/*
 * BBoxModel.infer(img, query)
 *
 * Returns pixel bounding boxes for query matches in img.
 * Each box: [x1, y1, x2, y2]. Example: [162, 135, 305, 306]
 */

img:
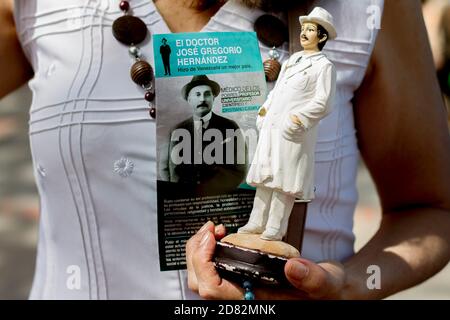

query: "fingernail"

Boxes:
[200, 231, 211, 247]
[290, 261, 309, 280]
[199, 221, 212, 233]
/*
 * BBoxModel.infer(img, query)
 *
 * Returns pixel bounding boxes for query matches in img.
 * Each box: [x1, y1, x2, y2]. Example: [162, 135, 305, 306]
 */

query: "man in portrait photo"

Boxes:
[164, 75, 248, 195]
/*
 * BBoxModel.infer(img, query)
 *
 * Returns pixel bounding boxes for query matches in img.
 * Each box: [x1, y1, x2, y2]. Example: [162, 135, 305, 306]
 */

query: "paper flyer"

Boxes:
[154, 32, 267, 271]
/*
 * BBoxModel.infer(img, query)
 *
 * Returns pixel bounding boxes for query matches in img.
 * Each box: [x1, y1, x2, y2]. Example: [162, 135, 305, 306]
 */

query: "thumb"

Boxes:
[192, 230, 219, 284]
[285, 258, 345, 299]
[191, 229, 243, 299]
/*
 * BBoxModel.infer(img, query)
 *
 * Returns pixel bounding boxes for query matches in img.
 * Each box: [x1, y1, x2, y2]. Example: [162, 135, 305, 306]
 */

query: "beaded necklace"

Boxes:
[254, 14, 287, 82]
[112, 1, 156, 119]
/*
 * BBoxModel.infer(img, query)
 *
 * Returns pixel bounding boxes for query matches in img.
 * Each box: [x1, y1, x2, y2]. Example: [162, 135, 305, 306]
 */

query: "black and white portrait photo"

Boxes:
[158, 75, 249, 195]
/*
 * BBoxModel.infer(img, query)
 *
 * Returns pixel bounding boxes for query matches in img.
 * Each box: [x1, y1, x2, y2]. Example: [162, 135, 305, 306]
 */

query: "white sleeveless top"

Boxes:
[14, 0, 383, 299]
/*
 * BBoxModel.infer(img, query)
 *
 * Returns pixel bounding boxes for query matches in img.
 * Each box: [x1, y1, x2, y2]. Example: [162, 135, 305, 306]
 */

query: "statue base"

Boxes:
[213, 234, 300, 287]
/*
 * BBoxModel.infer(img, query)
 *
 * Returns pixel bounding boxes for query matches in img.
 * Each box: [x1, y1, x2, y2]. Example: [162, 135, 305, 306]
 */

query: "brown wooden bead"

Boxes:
[149, 107, 156, 119]
[263, 58, 281, 82]
[130, 60, 153, 86]
[112, 15, 148, 45]
[254, 14, 288, 48]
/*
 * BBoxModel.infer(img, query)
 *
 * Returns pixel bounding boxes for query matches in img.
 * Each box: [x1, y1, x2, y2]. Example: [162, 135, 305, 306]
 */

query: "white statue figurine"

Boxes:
[239, 7, 337, 241]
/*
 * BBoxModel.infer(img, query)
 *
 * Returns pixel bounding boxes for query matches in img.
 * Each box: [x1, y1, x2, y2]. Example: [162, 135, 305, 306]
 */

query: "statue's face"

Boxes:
[187, 85, 214, 118]
[300, 22, 321, 51]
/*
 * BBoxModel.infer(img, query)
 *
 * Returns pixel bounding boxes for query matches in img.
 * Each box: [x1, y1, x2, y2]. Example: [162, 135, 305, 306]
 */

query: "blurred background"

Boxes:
[1, 0, 450, 299]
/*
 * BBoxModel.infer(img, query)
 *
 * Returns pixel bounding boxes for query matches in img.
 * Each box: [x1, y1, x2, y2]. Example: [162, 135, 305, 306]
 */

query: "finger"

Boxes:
[191, 230, 243, 300]
[186, 221, 215, 292]
[199, 220, 215, 234]
[284, 258, 345, 299]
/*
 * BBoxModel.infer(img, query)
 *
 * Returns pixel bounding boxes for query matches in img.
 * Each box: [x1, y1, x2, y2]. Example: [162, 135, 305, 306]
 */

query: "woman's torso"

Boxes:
[14, 0, 383, 299]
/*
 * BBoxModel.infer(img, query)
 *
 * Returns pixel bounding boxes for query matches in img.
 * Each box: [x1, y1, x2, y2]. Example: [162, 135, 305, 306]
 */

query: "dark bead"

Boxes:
[130, 60, 153, 86]
[112, 15, 148, 45]
[149, 107, 156, 119]
[119, 1, 129, 12]
[254, 14, 288, 48]
[244, 291, 255, 300]
[145, 91, 155, 102]
[243, 281, 252, 290]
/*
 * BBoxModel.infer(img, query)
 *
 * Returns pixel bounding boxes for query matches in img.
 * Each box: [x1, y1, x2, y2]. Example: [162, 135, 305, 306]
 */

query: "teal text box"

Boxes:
[153, 32, 263, 78]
